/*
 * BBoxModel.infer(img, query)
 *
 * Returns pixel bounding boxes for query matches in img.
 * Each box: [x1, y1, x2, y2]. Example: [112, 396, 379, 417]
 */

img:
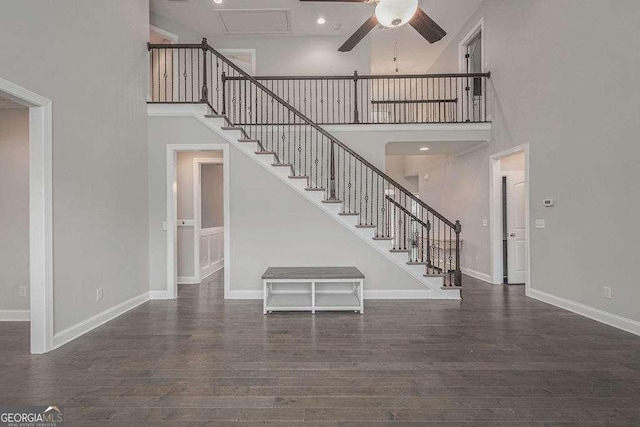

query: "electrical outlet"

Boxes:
[475, 256, 479, 265]
[535, 219, 546, 229]
[18, 286, 27, 298]
[162, 221, 168, 231]
[482, 219, 488, 227]
[96, 288, 104, 301]
[603, 286, 612, 300]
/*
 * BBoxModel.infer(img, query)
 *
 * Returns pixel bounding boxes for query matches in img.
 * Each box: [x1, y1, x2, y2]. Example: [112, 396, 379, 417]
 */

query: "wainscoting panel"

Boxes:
[200, 227, 224, 279]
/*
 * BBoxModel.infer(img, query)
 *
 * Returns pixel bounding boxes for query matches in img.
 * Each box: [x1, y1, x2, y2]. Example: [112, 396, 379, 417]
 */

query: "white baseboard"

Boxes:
[364, 289, 433, 299]
[527, 288, 640, 337]
[228, 290, 262, 299]
[0, 309, 30, 321]
[178, 276, 199, 285]
[149, 290, 172, 300]
[53, 292, 150, 349]
[461, 267, 492, 283]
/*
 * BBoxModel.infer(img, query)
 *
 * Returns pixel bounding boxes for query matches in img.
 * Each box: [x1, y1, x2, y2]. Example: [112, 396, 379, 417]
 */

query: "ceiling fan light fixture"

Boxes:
[375, 0, 419, 28]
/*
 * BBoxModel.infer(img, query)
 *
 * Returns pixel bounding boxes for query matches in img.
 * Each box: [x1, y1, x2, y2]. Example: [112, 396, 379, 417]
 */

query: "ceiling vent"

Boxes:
[216, 9, 291, 35]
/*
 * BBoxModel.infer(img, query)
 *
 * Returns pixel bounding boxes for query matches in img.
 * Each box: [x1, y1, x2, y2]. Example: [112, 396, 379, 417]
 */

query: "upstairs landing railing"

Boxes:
[148, 39, 463, 287]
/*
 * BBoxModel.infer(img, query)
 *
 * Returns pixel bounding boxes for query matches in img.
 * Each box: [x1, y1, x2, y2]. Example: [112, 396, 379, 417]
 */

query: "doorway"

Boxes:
[0, 77, 53, 354]
[167, 145, 230, 300]
[490, 145, 530, 288]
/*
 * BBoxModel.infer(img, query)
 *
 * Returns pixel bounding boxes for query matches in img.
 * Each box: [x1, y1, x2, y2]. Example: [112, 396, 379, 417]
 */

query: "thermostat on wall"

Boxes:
[543, 198, 554, 207]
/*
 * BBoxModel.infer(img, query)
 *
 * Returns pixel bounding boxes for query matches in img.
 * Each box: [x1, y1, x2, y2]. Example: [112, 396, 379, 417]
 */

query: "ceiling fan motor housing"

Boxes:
[375, 0, 419, 28]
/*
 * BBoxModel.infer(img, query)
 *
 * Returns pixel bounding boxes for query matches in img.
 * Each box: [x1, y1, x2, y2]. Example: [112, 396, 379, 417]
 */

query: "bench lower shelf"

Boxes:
[263, 276, 364, 315]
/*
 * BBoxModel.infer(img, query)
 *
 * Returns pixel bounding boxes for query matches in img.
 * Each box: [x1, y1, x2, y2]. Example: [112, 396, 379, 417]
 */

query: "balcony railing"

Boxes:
[224, 72, 491, 125]
[147, 43, 489, 125]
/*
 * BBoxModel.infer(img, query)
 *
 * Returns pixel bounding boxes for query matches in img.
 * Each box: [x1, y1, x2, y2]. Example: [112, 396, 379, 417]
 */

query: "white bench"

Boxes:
[262, 267, 364, 314]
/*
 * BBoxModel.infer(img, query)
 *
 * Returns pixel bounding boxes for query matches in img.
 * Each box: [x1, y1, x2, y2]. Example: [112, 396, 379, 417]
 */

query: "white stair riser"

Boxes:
[238, 142, 260, 153]
[220, 130, 243, 140]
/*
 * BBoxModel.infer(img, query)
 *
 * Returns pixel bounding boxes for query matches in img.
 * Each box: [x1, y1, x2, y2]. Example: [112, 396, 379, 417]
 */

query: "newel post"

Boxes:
[200, 38, 209, 103]
[454, 220, 462, 288]
[353, 70, 360, 124]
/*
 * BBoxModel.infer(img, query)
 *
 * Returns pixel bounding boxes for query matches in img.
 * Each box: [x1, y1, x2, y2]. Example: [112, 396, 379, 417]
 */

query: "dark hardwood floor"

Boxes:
[1, 272, 640, 425]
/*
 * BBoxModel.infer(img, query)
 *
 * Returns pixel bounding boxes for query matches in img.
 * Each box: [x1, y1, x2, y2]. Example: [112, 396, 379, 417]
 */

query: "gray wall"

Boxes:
[426, 0, 640, 322]
[201, 163, 224, 229]
[0, 1, 150, 332]
[149, 116, 427, 293]
[0, 108, 29, 311]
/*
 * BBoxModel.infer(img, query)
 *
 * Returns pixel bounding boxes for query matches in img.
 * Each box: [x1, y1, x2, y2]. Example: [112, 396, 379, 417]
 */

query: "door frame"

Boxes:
[0, 76, 54, 354]
[193, 157, 224, 284]
[458, 18, 485, 73]
[167, 144, 230, 299]
[489, 144, 530, 291]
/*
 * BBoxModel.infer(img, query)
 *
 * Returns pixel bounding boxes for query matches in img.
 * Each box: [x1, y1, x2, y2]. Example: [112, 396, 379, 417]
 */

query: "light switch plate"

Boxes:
[162, 221, 168, 231]
[18, 286, 27, 298]
[482, 219, 488, 227]
[535, 219, 546, 229]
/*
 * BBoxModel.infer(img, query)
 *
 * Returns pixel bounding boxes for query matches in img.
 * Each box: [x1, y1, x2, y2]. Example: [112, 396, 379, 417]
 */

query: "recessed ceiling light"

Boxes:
[317, 17, 326, 25]
[420, 147, 429, 151]
[213, 0, 223, 4]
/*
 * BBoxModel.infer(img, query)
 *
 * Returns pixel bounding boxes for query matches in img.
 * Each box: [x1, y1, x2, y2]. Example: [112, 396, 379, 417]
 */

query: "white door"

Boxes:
[505, 171, 526, 284]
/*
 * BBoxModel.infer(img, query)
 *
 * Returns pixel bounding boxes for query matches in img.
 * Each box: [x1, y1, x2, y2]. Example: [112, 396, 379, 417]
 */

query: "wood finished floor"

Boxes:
[1, 272, 640, 426]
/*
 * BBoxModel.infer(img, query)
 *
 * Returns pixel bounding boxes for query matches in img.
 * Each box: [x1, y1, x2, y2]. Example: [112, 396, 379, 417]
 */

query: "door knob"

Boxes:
[509, 233, 516, 237]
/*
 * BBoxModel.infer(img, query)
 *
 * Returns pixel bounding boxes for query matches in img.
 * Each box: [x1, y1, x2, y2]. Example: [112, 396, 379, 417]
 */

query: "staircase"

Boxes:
[148, 38, 463, 299]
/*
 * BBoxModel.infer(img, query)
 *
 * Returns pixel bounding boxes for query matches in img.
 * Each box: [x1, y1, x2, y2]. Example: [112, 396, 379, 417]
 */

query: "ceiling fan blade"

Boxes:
[409, 8, 446, 43]
[339, 15, 378, 52]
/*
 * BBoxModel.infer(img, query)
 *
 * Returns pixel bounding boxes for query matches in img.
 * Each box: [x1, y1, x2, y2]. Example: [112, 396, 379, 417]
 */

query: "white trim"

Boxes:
[149, 290, 171, 300]
[193, 157, 224, 285]
[0, 310, 30, 322]
[217, 49, 257, 75]
[489, 144, 531, 289]
[458, 17, 485, 73]
[461, 267, 492, 283]
[178, 276, 200, 285]
[527, 289, 640, 337]
[149, 25, 179, 43]
[0, 76, 54, 354]
[52, 292, 150, 349]
[167, 144, 230, 300]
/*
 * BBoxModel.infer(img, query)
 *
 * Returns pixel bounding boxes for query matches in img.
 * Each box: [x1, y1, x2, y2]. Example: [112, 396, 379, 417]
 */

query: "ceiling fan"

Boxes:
[300, 0, 446, 52]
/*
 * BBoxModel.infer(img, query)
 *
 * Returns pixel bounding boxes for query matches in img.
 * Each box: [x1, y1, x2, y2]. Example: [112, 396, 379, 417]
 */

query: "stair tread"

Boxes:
[255, 151, 277, 155]
[288, 176, 309, 180]
[390, 249, 409, 253]
[322, 199, 343, 204]
[239, 139, 260, 142]
[372, 237, 393, 240]
[205, 114, 226, 119]
[222, 126, 243, 130]
[272, 163, 292, 167]
[338, 212, 360, 216]
[356, 224, 376, 229]
[407, 261, 428, 265]
[305, 188, 326, 192]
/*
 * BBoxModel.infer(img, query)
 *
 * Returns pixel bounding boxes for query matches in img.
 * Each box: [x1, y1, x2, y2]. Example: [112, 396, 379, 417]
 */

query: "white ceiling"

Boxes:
[150, 0, 482, 73]
[386, 140, 485, 156]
